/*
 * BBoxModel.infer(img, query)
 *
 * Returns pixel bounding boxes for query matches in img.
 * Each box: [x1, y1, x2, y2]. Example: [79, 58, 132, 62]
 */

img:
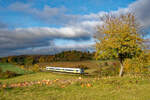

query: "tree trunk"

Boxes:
[119, 60, 124, 77]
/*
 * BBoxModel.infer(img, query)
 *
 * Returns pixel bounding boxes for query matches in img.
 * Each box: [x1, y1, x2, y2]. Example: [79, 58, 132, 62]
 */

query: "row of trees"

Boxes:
[0, 50, 94, 65]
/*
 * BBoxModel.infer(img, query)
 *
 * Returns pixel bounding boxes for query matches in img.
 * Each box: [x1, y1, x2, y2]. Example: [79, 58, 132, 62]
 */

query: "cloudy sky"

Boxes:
[0, 0, 150, 57]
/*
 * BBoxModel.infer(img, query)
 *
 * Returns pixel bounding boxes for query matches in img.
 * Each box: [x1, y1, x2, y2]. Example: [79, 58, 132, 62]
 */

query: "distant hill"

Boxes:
[0, 50, 95, 65]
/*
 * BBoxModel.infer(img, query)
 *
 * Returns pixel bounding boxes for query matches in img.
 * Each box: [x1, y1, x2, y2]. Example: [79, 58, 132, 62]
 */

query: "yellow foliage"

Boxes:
[8, 57, 13, 63]
[20, 65, 25, 69]
[124, 59, 130, 71]
[25, 56, 33, 65]
[95, 13, 146, 76]
[39, 57, 45, 63]
[124, 52, 149, 74]
[32, 64, 41, 72]
[95, 13, 144, 60]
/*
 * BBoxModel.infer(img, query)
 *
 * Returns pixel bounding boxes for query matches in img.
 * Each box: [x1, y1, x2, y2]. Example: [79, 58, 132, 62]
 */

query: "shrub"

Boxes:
[122, 51, 150, 74]
[20, 65, 25, 69]
[31, 64, 41, 72]
[96, 61, 120, 76]
[4, 70, 18, 78]
[124, 58, 148, 74]
[0, 70, 18, 78]
[98, 65, 119, 76]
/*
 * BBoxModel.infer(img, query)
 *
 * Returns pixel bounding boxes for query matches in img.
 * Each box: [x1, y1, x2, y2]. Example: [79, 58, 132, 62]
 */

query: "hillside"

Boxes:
[0, 50, 94, 65]
[1, 72, 150, 100]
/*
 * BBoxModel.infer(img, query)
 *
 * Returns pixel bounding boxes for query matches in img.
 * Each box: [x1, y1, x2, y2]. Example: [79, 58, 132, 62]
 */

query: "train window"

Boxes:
[65, 69, 74, 71]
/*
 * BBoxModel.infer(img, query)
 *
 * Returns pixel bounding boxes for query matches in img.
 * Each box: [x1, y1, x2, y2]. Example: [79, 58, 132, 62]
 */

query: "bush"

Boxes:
[122, 51, 150, 74]
[98, 65, 119, 76]
[0, 70, 18, 78]
[31, 64, 41, 72]
[20, 65, 25, 69]
[124, 58, 149, 74]
[4, 70, 18, 78]
[96, 61, 120, 76]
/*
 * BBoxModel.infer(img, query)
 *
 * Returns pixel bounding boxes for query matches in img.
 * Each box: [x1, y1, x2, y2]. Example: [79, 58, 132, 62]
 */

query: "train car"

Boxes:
[46, 66, 84, 74]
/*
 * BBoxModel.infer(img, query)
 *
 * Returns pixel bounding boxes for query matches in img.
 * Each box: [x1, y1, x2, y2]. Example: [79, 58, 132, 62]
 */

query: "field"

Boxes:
[38, 60, 102, 75]
[0, 61, 150, 100]
[38, 60, 99, 68]
[0, 63, 30, 74]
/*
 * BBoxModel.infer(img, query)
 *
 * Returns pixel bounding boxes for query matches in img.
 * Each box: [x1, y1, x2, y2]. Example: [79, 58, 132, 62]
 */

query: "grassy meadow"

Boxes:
[0, 61, 150, 100]
[0, 63, 30, 75]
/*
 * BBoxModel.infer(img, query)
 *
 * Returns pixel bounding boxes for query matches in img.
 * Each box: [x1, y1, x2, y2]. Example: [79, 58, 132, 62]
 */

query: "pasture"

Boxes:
[0, 63, 30, 74]
[0, 61, 150, 100]
[38, 60, 99, 70]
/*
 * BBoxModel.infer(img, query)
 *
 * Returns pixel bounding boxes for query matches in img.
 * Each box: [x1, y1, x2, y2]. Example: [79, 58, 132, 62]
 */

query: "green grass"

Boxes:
[1, 72, 150, 100]
[0, 63, 30, 74]
[0, 62, 150, 100]
[0, 72, 78, 84]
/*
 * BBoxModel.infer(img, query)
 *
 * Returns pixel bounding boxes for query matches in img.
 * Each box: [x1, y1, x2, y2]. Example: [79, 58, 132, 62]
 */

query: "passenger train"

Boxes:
[46, 66, 84, 74]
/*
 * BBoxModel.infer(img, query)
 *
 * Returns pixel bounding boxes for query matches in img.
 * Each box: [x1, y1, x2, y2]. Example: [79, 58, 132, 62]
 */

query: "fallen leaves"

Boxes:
[81, 83, 92, 88]
[0, 79, 52, 89]
[0, 77, 95, 89]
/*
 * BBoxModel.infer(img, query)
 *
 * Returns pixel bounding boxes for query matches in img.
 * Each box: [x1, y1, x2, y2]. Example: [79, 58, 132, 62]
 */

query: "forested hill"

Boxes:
[0, 50, 95, 65]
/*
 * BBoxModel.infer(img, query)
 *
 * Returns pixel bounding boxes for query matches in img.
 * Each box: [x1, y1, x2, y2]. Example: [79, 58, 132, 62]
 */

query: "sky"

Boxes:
[0, 0, 150, 57]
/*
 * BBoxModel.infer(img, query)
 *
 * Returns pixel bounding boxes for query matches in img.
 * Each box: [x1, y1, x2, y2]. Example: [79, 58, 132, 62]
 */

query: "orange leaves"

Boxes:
[2, 84, 7, 88]
[86, 83, 92, 87]
[81, 83, 92, 88]
[53, 79, 59, 82]
[0, 79, 53, 89]
[0, 77, 96, 90]
[60, 85, 66, 88]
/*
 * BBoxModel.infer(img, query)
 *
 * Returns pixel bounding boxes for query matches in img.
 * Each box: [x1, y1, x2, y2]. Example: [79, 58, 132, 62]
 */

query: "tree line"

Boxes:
[0, 50, 94, 65]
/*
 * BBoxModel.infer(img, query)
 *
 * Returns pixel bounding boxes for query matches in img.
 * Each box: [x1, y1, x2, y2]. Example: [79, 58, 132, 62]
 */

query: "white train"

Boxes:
[46, 66, 84, 74]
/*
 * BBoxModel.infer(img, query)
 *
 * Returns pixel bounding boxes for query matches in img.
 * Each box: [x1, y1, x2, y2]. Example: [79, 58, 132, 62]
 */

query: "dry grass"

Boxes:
[38, 60, 99, 69]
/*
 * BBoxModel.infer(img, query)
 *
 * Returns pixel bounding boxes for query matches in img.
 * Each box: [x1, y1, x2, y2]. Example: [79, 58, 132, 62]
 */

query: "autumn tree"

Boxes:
[7, 56, 16, 64]
[24, 56, 33, 65]
[39, 56, 45, 63]
[8, 56, 13, 63]
[95, 13, 144, 77]
[0, 57, 8, 63]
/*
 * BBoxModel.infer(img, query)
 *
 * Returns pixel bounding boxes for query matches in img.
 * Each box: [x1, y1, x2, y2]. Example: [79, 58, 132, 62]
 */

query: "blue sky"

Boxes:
[0, 0, 135, 28]
[0, 0, 149, 57]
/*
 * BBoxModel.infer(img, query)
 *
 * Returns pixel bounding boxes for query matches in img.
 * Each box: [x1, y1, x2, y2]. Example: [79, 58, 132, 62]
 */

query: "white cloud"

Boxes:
[6, 0, 150, 29]
[0, 40, 94, 57]
[1, 0, 150, 57]
[7, 2, 77, 25]
[128, 0, 150, 29]
[14, 26, 91, 38]
[0, 25, 94, 57]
